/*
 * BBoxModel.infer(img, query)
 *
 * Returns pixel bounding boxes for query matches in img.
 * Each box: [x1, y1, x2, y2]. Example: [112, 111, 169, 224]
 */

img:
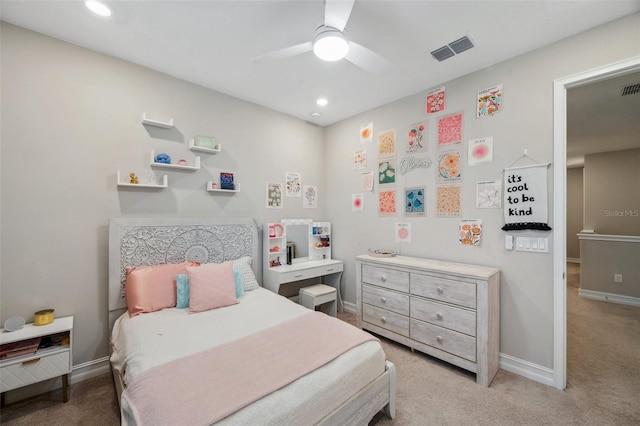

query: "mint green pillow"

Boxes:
[234, 268, 245, 298]
[176, 274, 190, 309]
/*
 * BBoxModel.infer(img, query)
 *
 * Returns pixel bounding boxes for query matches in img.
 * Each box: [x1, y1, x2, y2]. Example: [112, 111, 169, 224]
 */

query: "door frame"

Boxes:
[552, 55, 640, 390]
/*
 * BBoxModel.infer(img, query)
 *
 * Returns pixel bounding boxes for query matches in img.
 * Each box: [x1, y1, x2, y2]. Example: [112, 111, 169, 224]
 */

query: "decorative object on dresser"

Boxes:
[0, 316, 74, 404]
[356, 254, 500, 387]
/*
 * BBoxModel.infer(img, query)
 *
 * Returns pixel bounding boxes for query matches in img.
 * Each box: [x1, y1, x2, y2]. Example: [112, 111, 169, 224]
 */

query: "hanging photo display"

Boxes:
[360, 122, 373, 143]
[354, 149, 367, 170]
[396, 222, 412, 243]
[266, 182, 283, 208]
[285, 171, 301, 197]
[477, 84, 503, 118]
[476, 180, 502, 208]
[352, 193, 364, 212]
[361, 171, 375, 191]
[437, 149, 463, 182]
[502, 164, 552, 230]
[378, 158, 397, 187]
[437, 111, 463, 148]
[378, 189, 397, 216]
[425, 86, 446, 114]
[378, 129, 397, 157]
[303, 185, 317, 209]
[405, 121, 427, 153]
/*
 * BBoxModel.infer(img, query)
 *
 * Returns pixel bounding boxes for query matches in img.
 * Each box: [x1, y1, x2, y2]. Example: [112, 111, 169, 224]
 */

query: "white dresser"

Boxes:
[356, 255, 500, 387]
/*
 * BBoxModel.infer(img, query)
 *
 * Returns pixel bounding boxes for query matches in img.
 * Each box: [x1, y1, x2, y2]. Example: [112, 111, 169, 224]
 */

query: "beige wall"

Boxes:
[0, 23, 325, 365]
[580, 237, 640, 298]
[583, 148, 640, 236]
[566, 167, 584, 260]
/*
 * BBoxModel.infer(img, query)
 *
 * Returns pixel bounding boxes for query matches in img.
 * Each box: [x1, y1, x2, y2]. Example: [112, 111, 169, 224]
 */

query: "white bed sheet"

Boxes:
[111, 288, 386, 425]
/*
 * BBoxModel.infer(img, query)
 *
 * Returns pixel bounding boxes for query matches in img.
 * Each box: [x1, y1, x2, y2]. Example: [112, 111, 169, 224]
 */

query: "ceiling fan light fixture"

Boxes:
[313, 29, 349, 62]
[85, 0, 112, 17]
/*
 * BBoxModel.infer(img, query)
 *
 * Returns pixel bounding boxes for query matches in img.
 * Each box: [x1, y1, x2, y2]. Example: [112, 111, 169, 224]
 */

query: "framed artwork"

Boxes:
[437, 111, 463, 148]
[437, 149, 462, 182]
[404, 186, 426, 216]
[266, 182, 283, 208]
[361, 171, 375, 191]
[476, 180, 502, 208]
[477, 84, 503, 117]
[303, 185, 317, 209]
[378, 158, 397, 186]
[406, 122, 427, 153]
[354, 149, 367, 170]
[426, 86, 446, 114]
[468, 137, 493, 165]
[285, 171, 301, 197]
[360, 122, 373, 143]
[459, 220, 483, 246]
[352, 193, 364, 212]
[436, 185, 461, 217]
[378, 190, 396, 216]
[396, 222, 412, 243]
[378, 129, 397, 157]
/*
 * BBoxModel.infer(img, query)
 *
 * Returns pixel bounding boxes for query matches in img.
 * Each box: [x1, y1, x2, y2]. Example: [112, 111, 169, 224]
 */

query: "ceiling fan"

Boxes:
[251, 0, 390, 73]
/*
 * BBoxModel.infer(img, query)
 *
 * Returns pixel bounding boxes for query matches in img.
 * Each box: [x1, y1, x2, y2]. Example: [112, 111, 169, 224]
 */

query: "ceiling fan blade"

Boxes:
[345, 41, 391, 73]
[251, 41, 313, 63]
[324, 0, 355, 32]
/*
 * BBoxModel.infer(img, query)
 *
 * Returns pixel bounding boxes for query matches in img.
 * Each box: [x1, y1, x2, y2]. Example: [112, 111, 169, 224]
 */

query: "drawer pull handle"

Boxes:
[381, 297, 387, 304]
[326, 268, 334, 272]
[381, 316, 387, 323]
[436, 287, 444, 294]
[294, 274, 304, 278]
[436, 336, 443, 344]
[22, 358, 41, 365]
[380, 275, 387, 282]
[436, 313, 443, 320]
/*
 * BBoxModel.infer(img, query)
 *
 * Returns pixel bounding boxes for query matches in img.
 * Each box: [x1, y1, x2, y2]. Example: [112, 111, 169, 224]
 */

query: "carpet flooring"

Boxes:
[2, 263, 638, 425]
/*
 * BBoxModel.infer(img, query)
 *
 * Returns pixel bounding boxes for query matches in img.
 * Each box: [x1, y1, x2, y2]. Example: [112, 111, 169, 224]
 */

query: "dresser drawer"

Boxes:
[410, 297, 476, 336]
[411, 274, 476, 309]
[362, 265, 409, 292]
[363, 304, 409, 337]
[278, 262, 344, 284]
[0, 350, 71, 392]
[363, 285, 409, 316]
[410, 319, 476, 362]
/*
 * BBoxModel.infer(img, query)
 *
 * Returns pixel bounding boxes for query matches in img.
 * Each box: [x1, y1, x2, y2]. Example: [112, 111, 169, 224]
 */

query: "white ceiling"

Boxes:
[2, 0, 639, 164]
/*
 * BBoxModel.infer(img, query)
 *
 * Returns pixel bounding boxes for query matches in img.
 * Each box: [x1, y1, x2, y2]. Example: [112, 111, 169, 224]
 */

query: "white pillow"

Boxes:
[233, 256, 260, 291]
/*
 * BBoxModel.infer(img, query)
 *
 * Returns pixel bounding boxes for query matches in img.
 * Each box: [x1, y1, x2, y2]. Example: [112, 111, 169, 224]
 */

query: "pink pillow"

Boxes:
[126, 262, 197, 317]
[187, 262, 237, 313]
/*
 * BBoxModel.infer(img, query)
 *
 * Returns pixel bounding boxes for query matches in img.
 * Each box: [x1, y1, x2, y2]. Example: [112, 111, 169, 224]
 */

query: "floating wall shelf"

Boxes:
[150, 150, 200, 170]
[142, 113, 174, 128]
[207, 181, 240, 193]
[189, 138, 222, 154]
[117, 171, 168, 188]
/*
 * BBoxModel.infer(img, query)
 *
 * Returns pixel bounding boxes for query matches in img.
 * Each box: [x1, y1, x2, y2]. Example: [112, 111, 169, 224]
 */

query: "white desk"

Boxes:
[263, 259, 344, 309]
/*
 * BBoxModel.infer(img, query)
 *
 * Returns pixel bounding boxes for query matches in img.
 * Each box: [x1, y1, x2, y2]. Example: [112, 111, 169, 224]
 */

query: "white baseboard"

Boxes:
[499, 353, 555, 387]
[2, 356, 111, 405]
[578, 289, 640, 307]
[342, 300, 356, 314]
[566, 257, 581, 264]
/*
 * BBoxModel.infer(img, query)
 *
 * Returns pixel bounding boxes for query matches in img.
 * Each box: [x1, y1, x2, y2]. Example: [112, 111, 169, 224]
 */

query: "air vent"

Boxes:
[620, 83, 640, 96]
[430, 34, 475, 62]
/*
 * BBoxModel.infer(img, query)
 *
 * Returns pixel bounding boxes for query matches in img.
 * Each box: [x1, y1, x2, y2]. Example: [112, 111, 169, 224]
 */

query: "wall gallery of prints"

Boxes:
[353, 84, 505, 247]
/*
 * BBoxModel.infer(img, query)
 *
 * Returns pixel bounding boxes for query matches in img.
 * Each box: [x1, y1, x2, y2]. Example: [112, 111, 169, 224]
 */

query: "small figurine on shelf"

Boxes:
[129, 173, 139, 184]
[155, 153, 171, 164]
[211, 182, 218, 189]
[178, 159, 187, 165]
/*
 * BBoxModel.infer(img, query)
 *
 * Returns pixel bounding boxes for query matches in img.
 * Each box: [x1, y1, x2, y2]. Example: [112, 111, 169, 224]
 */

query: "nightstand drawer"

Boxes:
[410, 297, 476, 336]
[0, 349, 71, 392]
[363, 304, 409, 337]
[411, 274, 476, 309]
[362, 265, 409, 292]
[410, 319, 476, 362]
[363, 285, 409, 316]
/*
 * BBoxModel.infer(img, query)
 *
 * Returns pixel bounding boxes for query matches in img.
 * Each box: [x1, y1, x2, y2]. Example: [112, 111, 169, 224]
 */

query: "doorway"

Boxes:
[552, 56, 640, 390]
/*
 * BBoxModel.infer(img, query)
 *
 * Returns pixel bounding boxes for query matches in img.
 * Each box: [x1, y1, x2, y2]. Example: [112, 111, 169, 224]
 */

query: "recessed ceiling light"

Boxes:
[85, 0, 112, 17]
[316, 98, 328, 106]
[310, 112, 321, 117]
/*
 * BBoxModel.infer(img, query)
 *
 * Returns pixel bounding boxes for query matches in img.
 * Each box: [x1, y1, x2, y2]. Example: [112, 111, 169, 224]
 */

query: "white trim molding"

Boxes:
[499, 353, 554, 387]
[579, 289, 640, 307]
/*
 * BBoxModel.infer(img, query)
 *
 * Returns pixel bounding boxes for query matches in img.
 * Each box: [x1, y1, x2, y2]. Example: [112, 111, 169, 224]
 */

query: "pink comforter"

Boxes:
[122, 311, 378, 425]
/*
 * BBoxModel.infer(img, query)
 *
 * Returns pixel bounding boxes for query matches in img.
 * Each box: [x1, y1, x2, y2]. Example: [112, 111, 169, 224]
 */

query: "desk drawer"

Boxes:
[363, 285, 409, 316]
[411, 297, 476, 336]
[0, 350, 70, 392]
[363, 304, 409, 337]
[279, 263, 343, 284]
[411, 274, 476, 309]
[362, 265, 409, 292]
[410, 319, 476, 362]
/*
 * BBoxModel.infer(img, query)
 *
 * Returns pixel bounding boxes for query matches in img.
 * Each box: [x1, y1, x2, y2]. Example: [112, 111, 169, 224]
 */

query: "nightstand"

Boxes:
[1, 316, 73, 404]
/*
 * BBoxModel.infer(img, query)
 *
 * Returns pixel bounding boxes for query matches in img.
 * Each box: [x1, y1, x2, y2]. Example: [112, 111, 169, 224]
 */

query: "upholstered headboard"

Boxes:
[108, 217, 260, 312]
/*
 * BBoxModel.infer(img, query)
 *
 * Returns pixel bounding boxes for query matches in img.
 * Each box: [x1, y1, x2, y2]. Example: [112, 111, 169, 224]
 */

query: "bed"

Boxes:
[108, 217, 396, 425]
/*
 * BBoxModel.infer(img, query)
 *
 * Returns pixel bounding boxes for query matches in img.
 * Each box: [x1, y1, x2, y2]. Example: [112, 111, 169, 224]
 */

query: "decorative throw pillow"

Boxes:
[234, 269, 245, 298]
[176, 274, 190, 309]
[232, 256, 260, 291]
[187, 262, 237, 313]
[125, 262, 197, 317]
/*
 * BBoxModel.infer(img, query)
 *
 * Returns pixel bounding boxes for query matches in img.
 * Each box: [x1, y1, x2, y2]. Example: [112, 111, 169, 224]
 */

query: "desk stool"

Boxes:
[299, 284, 337, 317]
